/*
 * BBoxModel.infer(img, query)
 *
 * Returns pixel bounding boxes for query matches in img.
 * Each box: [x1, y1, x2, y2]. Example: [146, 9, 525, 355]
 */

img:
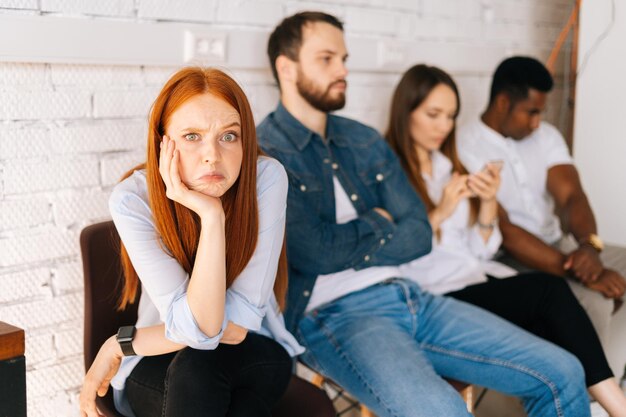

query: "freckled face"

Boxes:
[165, 93, 243, 198]
[409, 83, 458, 153]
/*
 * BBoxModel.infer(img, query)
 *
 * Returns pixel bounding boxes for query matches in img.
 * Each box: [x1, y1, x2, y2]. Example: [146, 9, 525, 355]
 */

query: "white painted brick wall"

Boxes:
[100, 150, 146, 186]
[51, 261, 83, 294]
[0, 0, 37, 10]
[50, 65, 143, 87]
[0, 1, 572, 416]
[422, 0, 481, 20]
[0, 228, 77, 267]
[41, 0, 135, 17]
[216, 0, 283, 26]
[25, 332, 56, 365]
[0, 124, 51, 159]
[54, 326, 83, 359]
[138, 0, 217, 22]
[0, 197, 51, 231]
[3, 157, 100, 194]
[52, 189, 112, 228]
[0, 62, 47, 86]
[0, 91, 92, 120]
[143, 66, 178, 86]
[93, 89, 158, 118]
[49, 121, 146, 154]
[26, 358, 83, 400]
[0, 267, 51, 303]
[1, 292, 82, 330]
[285, 1, 345, 20]
[345, 7, 413, 38]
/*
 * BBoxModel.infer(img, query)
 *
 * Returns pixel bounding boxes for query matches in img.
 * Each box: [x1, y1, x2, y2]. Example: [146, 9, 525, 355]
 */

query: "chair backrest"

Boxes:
[81, 220, 140, 417]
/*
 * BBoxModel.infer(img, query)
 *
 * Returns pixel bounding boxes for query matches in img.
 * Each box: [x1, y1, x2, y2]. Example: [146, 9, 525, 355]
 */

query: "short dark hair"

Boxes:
[267, 11, 344, 86]
[489, 56, 553, 105]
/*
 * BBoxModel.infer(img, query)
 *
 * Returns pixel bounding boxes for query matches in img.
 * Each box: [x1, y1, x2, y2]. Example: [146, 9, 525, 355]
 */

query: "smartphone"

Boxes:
[483, 159, 504, 173]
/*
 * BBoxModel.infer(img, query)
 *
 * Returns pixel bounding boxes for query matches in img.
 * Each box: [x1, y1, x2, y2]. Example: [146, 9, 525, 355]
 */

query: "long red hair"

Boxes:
[118, 67, 288, 311]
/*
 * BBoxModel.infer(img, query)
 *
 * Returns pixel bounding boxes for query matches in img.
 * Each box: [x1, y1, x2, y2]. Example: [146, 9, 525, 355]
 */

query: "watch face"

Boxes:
[117, 326, 135, 341]
[589, 234, 604, 251]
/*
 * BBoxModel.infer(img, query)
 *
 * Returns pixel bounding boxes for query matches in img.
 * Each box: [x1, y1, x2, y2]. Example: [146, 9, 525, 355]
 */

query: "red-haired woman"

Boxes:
[79, 67, 303, 417]
[385, 64, 626, 417]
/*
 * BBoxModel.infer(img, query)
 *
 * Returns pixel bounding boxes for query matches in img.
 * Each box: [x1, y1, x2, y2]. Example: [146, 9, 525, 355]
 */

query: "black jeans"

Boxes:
[447, 272, 613, 386]
[125, 333, 292, 417]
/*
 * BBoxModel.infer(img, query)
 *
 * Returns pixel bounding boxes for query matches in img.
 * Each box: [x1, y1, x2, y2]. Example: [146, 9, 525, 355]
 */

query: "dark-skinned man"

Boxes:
[457, 56, 626, 346]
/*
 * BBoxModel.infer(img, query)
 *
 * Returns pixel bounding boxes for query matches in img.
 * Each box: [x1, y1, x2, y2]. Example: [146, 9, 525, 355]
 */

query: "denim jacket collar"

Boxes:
[273, 102, 351, 151]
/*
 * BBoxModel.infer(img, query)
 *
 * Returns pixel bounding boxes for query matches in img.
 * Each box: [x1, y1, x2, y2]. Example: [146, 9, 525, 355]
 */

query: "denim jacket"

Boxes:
[257, 103, 432, 333]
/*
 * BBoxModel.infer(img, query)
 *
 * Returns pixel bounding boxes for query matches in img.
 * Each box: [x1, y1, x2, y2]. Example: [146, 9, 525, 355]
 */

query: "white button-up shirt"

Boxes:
[399, 151, 515, 295]
[109, 157, 303, 416]
[456, 120, 573, 244]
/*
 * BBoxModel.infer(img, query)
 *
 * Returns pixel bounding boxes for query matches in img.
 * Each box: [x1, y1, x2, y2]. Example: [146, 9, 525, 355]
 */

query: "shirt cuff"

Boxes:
[164, 293, 226, 350]
[225, 290, 265, 331]
[360, 208, 396, 240]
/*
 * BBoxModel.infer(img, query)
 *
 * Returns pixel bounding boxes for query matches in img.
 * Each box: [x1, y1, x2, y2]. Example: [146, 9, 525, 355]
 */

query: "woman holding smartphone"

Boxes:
[385, 64, 626, 416]
[79, 67, 305, 417]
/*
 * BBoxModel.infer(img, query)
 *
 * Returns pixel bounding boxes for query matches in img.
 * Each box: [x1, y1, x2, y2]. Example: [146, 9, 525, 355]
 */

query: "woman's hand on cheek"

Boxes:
[159, 135, 224, 220]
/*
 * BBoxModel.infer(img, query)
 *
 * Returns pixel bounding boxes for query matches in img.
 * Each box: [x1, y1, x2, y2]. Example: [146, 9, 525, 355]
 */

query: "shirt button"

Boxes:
[300, 184, 307, 192]
[350, 194, 358, 201]
[323, 158, 330, 164]
[387, 233, 393, 239]
[364, 255, 370, 262]
[303, 290, 310, 297]
[376, 173, 384, 181]
[331, 163, 339, 170]
[380, 239, 386, 245]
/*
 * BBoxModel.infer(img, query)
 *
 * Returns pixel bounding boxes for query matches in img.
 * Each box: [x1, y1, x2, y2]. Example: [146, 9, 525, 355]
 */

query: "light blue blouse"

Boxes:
[109, 156, 303, 416]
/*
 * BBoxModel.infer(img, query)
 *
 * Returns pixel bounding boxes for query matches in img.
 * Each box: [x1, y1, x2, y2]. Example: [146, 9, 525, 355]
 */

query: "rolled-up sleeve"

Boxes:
[225, 158, 288, 331]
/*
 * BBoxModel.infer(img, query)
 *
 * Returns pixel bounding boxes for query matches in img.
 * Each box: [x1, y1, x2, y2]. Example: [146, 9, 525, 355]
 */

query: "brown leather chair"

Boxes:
[81, 220, 334, 417]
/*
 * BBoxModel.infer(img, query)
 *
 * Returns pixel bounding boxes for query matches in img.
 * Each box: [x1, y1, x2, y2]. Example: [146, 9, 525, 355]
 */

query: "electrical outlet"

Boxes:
[184, 30, 227, 63]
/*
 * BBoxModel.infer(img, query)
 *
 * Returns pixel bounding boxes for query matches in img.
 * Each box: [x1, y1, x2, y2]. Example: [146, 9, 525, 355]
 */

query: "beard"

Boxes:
[296, 69, 346, 112]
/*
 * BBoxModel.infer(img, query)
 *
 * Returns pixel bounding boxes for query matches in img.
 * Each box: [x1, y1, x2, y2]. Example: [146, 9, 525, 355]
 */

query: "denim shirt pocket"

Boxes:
[357, 160, 393, 202]
[287, 170, 325, 214]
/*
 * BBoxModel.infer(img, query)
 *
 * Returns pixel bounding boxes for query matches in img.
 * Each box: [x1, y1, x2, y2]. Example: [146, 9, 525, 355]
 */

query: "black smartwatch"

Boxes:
[116, 326, 137, 356]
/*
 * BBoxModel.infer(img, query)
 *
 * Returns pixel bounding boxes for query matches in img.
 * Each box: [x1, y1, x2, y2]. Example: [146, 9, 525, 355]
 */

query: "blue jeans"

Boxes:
[297, 279, 589, 417]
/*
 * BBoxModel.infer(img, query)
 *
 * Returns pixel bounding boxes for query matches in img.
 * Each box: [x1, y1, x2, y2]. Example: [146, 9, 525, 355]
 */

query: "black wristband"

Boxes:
[116, 326, 137, 356]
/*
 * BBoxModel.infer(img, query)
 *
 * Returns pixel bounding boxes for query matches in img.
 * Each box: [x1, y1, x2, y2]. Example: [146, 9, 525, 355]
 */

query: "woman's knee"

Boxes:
[165, 347, 226, 391]
[545, 349, 587, 394]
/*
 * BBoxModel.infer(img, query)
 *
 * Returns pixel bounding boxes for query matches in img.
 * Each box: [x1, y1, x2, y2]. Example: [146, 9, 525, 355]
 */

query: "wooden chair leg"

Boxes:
[360, 404, 374, 417]
[461, 385, 473, 412]
[310, 368, 473, 416]
[309, 370, 374, 417]
[310, 373, 324, 389]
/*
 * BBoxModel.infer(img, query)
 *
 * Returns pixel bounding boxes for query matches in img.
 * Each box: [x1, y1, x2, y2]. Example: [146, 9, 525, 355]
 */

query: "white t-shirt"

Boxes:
[398, 151, 516, 295]
[306, 176, 400, 312]
[457, 119, 573, 244]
